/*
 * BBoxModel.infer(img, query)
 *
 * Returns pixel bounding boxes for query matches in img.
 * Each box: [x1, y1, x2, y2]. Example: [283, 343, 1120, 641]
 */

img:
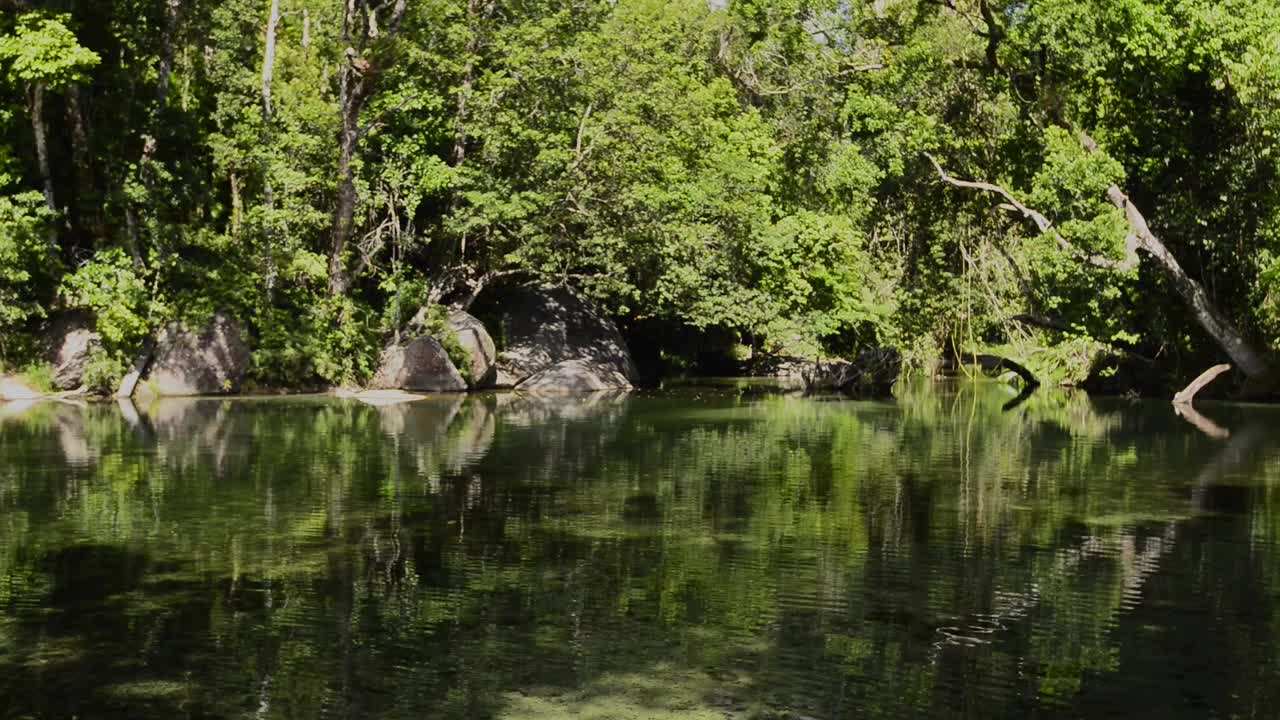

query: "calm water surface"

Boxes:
[2, 382, 1280, 719]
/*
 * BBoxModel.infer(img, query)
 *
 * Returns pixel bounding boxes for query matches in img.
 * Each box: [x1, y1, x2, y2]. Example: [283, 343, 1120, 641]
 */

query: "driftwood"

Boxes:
[1172, 364, 1231, 406]
[1172, 364, 1232, 439]
[958, 353, 1040, 388]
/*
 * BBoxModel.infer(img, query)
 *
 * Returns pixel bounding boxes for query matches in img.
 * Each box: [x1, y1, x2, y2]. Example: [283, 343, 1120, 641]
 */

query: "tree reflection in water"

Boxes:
[2, 383, 1280, 719]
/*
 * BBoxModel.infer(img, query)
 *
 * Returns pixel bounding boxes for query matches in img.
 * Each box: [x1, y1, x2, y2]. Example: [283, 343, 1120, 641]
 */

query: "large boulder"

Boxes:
[838, 348, 902, 398]
[798, 360, 853, 391]
[472, 285, 638, 390]
[448, 310, 497, 388]
[40, 311, 101, 390]
[371, 336, 467, 393]
[145, 312, 250, 396]
[519, 358, 635, 394]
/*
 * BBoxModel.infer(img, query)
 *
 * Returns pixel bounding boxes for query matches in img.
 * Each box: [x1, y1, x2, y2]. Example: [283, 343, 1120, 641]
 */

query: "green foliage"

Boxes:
[14, 361, 54, 393]
[80, 348, 126, 395]
[416, 304, 473, 385]
[0, 13, 100, 88]
[60, 248, 152, 351]
[0, 191, 56, 360]
[0, 0, 1277, 390]
[251, 296, 380, 388]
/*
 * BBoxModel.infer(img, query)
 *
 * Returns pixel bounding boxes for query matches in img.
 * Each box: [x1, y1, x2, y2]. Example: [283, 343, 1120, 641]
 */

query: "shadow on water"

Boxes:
[2, 384, 1280, 718]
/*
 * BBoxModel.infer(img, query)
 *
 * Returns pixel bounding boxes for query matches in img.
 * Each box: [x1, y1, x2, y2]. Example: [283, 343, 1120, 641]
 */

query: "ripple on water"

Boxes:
[2, 389, 1280, 719]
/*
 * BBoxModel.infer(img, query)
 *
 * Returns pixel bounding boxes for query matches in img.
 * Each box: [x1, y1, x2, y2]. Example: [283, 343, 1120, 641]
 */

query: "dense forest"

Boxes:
[2, 0, 1280, 394]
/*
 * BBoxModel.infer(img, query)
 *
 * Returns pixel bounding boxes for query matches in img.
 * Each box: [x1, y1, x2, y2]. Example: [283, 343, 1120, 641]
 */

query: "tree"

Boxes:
[0, 12, 100, 213]
[328, 0, 411, 297]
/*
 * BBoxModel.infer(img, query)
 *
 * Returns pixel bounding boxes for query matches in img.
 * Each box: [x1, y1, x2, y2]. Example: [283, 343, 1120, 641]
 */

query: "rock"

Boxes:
[40, 311, 101, 390]
[448, 310, 497, 388]
[351, 389, 427, 407]
[370, 336, 467, 393]
[801, 360, 854, 391]
[472, 285, 638, 389]
[519, 358, 634, 394]
[0, 376, 42, 401]
[838, 348, 902, 398]
[146, 312, 250, 396]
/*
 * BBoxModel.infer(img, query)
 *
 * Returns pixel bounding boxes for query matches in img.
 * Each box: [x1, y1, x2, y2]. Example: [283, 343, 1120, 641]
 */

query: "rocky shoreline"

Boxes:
[1, 285, 643, 403]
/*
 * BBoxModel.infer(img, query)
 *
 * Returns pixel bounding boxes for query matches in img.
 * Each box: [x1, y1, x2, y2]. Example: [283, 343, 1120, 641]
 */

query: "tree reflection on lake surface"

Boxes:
[2, 383, 1280, 719]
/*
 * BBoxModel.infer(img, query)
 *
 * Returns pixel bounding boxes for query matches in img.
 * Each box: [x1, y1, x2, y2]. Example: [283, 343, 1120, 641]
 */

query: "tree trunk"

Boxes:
[327, 0, 409, 297]
[156, 0, 183, 104]
[1079, 133, 1272, 380]
[30, 84, 55, 212]
[262, 0, 280, 124]
[452, 0, 486, 167]
[65, 84, 103, 242]
[328, 61, 370, 297]
[262, 0, 281, 210]
[230, 171, 243, 237]
[329, 129, 357, 296]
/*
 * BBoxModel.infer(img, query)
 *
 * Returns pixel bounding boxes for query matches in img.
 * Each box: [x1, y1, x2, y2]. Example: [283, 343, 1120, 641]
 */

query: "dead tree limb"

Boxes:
[970, 353, 1039, 387]
[116, 338, 155, 399]
[1172, 364, 1231, 406]
[1010, 313, 1071, 333]
[1077, 133, 1271, 380]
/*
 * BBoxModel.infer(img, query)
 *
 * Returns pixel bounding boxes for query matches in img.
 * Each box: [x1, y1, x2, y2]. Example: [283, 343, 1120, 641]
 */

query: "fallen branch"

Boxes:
[1172, 364, 1231, 406]
[1078, 132, 1271, 381]
[1010, 313, 1071, 333]
[962, 352, 1041, 388]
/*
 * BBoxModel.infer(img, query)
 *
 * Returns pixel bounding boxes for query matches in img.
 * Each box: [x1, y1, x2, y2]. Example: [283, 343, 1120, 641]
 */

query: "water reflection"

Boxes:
[2, 384, 1280, 718]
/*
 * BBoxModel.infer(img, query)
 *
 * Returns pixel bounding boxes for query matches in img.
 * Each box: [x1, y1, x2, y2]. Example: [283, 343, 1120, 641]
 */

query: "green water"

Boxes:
[2, 383, 1280, 719]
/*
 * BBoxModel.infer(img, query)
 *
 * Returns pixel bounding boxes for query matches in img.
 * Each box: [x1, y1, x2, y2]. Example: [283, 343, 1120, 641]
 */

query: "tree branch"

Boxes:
[925, 153, 1138, 272]
[1077, 131, 1271, 380]
[357, 92, 422, 140]
[1173, 364, 1231, 406]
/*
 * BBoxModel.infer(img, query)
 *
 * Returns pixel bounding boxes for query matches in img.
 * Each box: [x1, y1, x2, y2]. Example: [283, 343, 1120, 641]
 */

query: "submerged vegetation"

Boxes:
[2, 0, 1280, 392]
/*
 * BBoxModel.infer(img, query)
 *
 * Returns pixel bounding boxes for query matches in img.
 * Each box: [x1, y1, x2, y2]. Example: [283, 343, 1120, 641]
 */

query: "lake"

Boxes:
[2, 382, 1279, 719]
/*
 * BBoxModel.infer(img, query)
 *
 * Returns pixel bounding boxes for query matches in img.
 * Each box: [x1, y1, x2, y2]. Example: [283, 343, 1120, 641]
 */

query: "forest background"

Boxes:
[3, 0, 1280, 394]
